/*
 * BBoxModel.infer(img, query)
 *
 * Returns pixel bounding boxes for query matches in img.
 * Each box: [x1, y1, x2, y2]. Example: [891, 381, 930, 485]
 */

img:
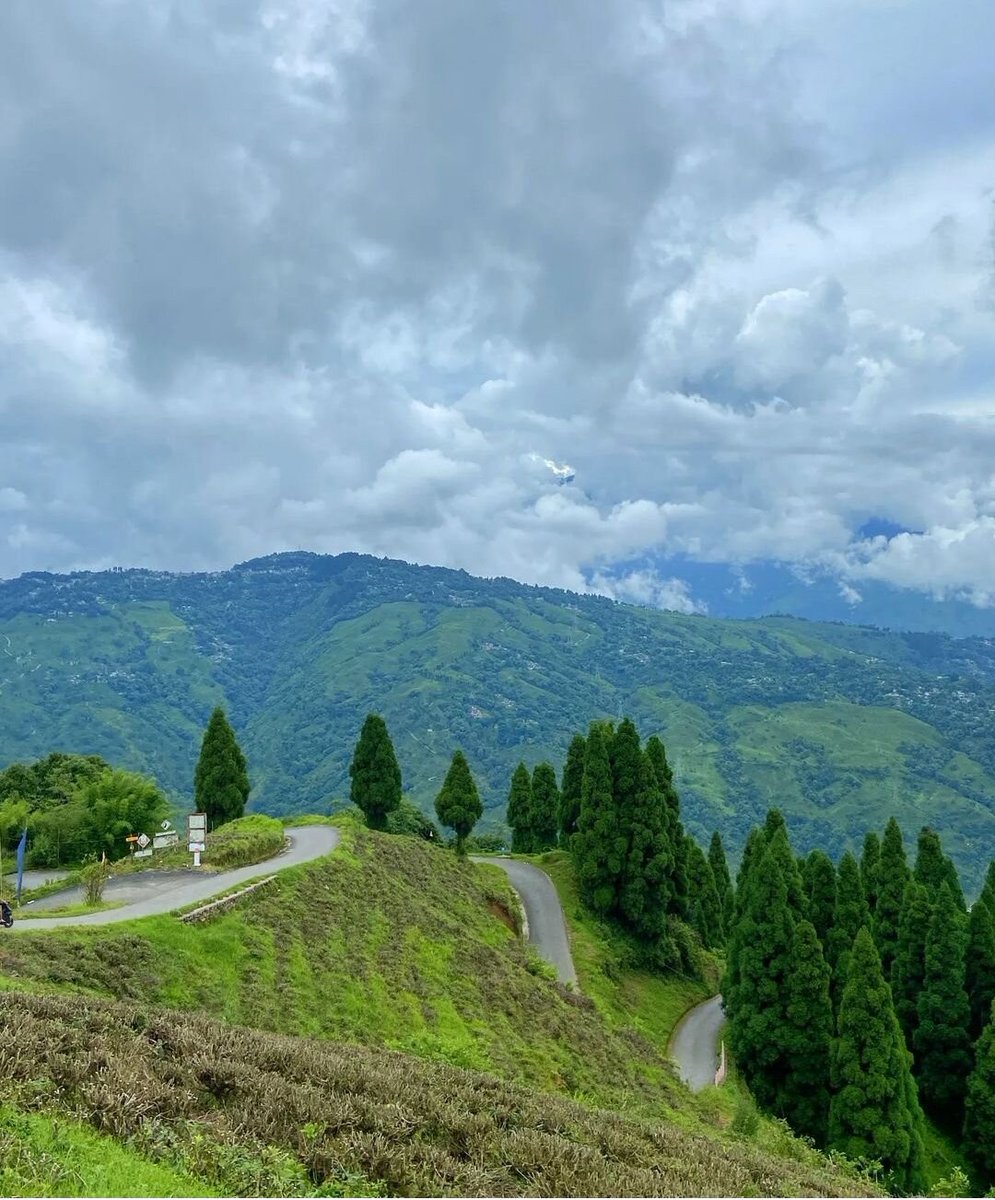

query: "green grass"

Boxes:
[111, 813, 286, 875]
[19, 900, 125, 919]
[0, 1102, 217, 1197]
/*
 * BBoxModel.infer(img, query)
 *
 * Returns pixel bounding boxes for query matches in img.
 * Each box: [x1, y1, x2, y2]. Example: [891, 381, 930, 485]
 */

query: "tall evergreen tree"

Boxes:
[781, 918, 833, 1146]
[760, 810, 807, 919]
[613, 721, 673, 942]
[827, 851, 870, 1009]
[506, 762, 533, 853]
[434, 750, 482, 856]
[915, 882, 972, 1127]
[966, 901, 995, 1043]
[708, 830, 732, 912]
[860, 830, 881, 916]
[912, 824, 964, 909]
[724, 826, 765, 1006]
[686, 837, 723, 949]
[963, 1001, 995, 1188]
[873, 816, 909, 979]
[892, 879, 932, 1051]
[194, 706, 250, 830]
[804, 849, 837, 951]
[530, 762, 560, 852]
[645, 735, 687, 918]
[572, 722, 623, 917]
[979, 860, 995, 918]
[348, 713, 402, 832]
[558, 734, 586, 844]
[829, 928, 926, 1196]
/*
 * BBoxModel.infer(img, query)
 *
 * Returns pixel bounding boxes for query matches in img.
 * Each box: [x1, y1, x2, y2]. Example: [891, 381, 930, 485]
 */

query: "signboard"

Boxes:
[187, 813, 208, 865]
[134, 848, 153, 859]
[136, 833, 151, 849]
[153, 830, 179, 850]
[188, 841, 206, 852]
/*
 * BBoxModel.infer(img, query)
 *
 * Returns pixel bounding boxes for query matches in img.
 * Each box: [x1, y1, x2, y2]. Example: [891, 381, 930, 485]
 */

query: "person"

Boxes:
[0, 897, 13, 927]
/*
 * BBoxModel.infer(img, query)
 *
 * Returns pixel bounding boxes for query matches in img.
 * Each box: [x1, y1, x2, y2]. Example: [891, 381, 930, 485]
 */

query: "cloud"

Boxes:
[0, 0, 994, 612]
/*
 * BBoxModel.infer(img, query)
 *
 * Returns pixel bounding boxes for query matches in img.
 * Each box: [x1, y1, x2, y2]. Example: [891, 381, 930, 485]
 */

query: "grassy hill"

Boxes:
[2, 551, 995, 888]
[0, 821, 875, 1197]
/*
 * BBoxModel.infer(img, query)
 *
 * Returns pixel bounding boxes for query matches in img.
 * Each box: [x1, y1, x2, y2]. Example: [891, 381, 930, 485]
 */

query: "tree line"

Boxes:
[724, 812, 995, 1194]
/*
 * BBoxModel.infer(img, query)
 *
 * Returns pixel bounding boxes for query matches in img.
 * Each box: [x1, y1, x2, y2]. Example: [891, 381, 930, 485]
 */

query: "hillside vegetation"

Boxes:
[2, 552, 995, 886]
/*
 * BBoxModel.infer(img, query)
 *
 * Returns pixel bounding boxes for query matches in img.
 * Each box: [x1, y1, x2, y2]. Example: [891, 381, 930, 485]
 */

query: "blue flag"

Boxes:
[15, 827, 27, 903]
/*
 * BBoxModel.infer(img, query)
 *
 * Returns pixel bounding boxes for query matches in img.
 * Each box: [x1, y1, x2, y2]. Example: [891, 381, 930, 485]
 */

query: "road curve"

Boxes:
[9, 825, 341, 932]
[670, 994, 725, 1091]
[474, 857, 578, 986]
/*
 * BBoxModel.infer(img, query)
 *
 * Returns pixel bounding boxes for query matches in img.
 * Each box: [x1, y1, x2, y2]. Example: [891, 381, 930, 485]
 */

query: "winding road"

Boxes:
[9, 825, 340, 931]
[669, 994, 726, 1091]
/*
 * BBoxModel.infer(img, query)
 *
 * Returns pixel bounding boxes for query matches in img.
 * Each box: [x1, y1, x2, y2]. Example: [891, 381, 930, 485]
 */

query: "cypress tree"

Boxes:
[804, 849, 837, 951]
[963, 1001, 995, 1188]
[860, 830, 881, 916]
[572, 723, 623, 917]
[873, 816, 909, 979]
[724, 825, 765, 1007]
[194, 706, 250, 830]
[734, 826, 765, 917]
[892, 879, 932, 1051]
[614, 721, 673, 942]
[708, 830, 732, 911]
[829, 928, 926, 1196]
[915, 882, 972, 1127]
[827, 851, 870, 1010]
[558, 734, 586, 844]
[761, 810, 806, 919]
[781, 918, 833, 1146]
[966, 901, 995, 1043]
[434, 750, 482, 856]
[645, 734, 687, 917]
[913, 825, 964, 909]
[506, 763, 533, 853]
[348, 713, 402, 832]
[530, 762, 560, 852]
[686, 838, 723, 949]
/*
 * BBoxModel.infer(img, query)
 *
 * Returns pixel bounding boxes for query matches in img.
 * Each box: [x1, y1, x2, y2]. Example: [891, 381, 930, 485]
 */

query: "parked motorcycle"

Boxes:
[0, 901, 13, 928]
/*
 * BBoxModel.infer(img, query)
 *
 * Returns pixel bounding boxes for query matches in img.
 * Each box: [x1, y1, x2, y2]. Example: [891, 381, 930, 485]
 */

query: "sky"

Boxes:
[2, 0, 995, 611]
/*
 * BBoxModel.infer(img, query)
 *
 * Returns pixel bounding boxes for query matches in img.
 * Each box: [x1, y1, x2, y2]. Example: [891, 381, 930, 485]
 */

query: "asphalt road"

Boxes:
[670, 994, 725, 1091]
[475, 857, 578, 986]
[8, 825, 340, 931]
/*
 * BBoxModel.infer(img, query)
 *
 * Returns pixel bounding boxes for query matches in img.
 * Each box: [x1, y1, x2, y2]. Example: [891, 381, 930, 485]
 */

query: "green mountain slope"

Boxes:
[2, 552, 995, 888]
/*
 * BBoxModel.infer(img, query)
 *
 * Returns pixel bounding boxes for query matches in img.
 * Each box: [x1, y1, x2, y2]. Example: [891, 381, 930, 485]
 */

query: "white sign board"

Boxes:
[153, 830, 179, 850]
[188, 841, 206, 852]
[136, 833, 150, 849]
[134, 848, 153, 859]
[187, 813, 208, 865]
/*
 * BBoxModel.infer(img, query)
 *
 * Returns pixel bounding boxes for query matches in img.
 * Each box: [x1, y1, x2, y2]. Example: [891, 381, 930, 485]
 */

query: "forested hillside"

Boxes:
[2, 551, 995, 888]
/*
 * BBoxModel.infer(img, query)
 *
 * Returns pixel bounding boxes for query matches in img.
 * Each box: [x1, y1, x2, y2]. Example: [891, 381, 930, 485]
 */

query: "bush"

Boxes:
[80, 859, 111, 906]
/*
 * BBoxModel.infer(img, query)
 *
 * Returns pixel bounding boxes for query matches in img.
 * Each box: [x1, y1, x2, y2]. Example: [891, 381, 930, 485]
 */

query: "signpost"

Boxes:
[187, 812, 207, 867]
[153, 819, 178, 851]
[134, 832, 152, 860]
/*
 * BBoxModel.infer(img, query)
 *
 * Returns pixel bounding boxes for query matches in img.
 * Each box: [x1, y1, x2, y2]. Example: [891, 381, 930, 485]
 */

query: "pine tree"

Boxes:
[804, 849, 837, 951]
[723, 825, 765, 1007]
[829, 928, 926, 1196]
[558, 734, 586, 844]
[726, 826, 798, 1113]
[686, 838, 723, 949]
[645, 734, 687, 917]
[966, 901, 995, 1043]
[194, 706, 250, 830]
[892, 879, 932, 1051]
[506, 762, 533, 853]
[913, 825, 965, 910]
[963, 1001, 995, 1188]
[348, 713, 402, 832]
[530, 762, 560, 852]
[873, 816, 909, 979]
[915, 882, 972, 1127]
[781, 918, 833, 1146]
[614, 721, 673, 943]
[761, 810, 807, 919]
[708, 830, 732, 913]
[861, 830, 881, 915]
[827, 851, 870, 1009]
[434, 750, 482, 856]
[572, 722, 623, 917]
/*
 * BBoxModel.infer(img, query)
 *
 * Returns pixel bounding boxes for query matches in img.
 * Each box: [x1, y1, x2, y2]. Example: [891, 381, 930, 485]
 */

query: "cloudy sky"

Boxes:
[2, 0, 995, 609]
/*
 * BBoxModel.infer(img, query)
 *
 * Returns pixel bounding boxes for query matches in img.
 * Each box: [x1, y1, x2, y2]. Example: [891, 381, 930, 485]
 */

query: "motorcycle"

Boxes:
[0, 903, 13, 928]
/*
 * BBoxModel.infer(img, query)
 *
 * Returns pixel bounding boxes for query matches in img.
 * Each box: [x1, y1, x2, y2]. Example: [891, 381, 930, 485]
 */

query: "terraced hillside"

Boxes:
[2, 552, 995, 887]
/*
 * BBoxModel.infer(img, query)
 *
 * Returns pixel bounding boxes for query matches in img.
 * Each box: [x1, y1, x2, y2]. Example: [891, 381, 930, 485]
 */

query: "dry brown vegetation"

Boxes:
[0, 991, 874, 1198]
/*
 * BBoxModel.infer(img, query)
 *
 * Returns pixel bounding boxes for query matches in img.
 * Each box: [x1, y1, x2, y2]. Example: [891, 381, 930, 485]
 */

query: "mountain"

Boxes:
[2, 550, 995, 889]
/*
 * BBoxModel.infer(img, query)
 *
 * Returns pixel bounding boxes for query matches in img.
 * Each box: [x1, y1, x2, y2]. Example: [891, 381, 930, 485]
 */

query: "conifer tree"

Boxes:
[829, 928, 926, 1196]
[979, 860, 995, 918]
[827, 851, 870, 1009]
[348, 713, 402, 832]
[708, 830, 732, 913]
[963, 1001, 995, 1188]
[686, 838, 723, 948]
[734, 826, 765, 916]
[558, 734, 586, 844]
[966, 901, 995, 1043]
[613, 721, 673, 942]
[506, 762, 533, 853]
[873, 816, 909, 979]
[892, 879, 932, 1050]
[804, 848, 837, 950]
[761, 810, 807, 918]
[645, 734, 688, 917]
[861, 830, 881, 915]
[913, 825, 965, 909]
[724, 826, 765, 1005]
[530, 762, 560, 852]
[572, 722, 622, 917]
[915, 882, 972, 1127]
[782, 918, 833, 1147]
[434, 751, 482, 856]
[194, 706, 250, 829]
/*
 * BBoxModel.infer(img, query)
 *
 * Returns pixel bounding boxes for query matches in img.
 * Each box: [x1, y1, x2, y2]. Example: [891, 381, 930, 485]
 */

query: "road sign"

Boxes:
[136, 833, 150, 849]
[187, 813, 208, 866]
[134, 848, 153, 859]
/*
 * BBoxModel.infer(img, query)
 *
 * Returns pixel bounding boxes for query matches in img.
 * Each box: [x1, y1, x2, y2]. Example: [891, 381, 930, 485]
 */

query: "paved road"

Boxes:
[475, 857, 577, 986]
[3, 869, 72, 891]
[670, 994, 725, 1091]
[9, 825, 340, 931]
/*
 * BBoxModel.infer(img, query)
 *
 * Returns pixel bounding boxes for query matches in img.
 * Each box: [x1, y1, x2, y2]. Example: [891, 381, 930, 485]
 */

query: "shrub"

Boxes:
[79, 859, 111, 906]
